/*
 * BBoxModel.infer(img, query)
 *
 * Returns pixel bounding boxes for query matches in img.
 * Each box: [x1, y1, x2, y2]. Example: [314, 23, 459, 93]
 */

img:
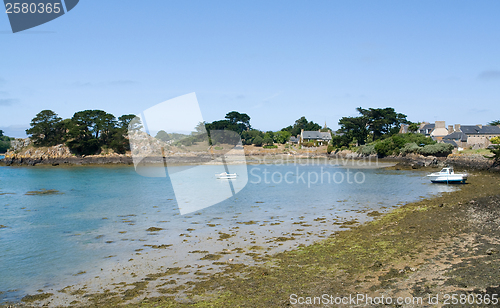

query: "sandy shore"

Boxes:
[3, 167, 500, 307]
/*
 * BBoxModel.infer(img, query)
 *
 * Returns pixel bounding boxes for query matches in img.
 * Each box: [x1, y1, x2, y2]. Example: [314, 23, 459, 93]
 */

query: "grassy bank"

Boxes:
[6, 171, 500, 308]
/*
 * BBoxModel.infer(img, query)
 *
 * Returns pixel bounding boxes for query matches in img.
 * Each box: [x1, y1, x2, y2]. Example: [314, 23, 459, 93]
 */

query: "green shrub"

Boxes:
[490, 136, 500, 144]
[400, 143, 420, 155]
[418, 143, 454, 157]
[0, 140, 10, 153]
[486, 145, 500, 163]
[263, 145, 278, 149]
[302, 142, 315, 147]
[327, 145, 334, 154]
[357, 145, 376, 155]
[253, 136, 263, 147]
[373, 133, 436, 157]
[374, 138, 399, 157]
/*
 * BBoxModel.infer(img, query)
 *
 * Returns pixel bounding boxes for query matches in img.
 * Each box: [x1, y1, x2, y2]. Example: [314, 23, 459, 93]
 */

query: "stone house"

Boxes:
[404, 121, 448, 140]
[442, 124, 500, 149]
[300, 129, 332, 146]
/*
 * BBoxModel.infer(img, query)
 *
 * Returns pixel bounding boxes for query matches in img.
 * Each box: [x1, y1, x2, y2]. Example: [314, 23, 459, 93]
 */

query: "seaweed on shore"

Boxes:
[25, 189, 62, 195]
[146, 227, 163, 232]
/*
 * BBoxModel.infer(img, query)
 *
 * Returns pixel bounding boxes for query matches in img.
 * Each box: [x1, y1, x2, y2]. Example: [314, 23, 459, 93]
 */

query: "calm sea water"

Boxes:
[0, 164, 456, 302]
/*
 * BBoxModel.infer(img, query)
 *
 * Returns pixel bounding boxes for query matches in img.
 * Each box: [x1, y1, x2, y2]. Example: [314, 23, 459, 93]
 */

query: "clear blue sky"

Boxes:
[1, 0, 500, 137]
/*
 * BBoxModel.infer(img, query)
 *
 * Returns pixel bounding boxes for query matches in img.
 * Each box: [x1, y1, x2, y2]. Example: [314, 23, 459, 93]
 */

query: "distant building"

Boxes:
[430, 121, 449, 140]
[399, 124, 410, 134]
[411, 121, 449, 141]
[418, 122, 435, 137]
[300, 129, 332, 146]
[442, 124, 500, 149]
[289, 136, 300, 144]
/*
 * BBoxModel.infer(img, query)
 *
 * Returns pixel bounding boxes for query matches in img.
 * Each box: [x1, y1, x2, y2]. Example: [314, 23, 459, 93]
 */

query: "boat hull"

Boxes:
[430, 178, 466, 184]
[427, 175, 467, 184]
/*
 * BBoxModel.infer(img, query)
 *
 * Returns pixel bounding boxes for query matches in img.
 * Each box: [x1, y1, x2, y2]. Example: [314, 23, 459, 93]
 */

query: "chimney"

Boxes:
[435, 121, 445, 128]
[448, 125, 454, 134]
[477, 124, 483, 129]
[455, 124, 461, 132]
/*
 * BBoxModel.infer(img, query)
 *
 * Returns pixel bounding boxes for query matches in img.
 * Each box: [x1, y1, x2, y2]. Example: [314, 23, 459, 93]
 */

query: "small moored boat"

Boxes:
[216, 172, 237, 179]
[427, 167, 468, 184]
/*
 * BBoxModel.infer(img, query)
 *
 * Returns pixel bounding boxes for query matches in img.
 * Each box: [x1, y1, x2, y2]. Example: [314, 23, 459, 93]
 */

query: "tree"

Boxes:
[274, 130, 292, 144]
[408, 122, 420, 133]
[155, 130, 171, 142]
[99, 113, 117, 145]
[26, 110, 64, 146]
[488, 120, 500, 126]
[490, 136, 500, 144]
[0, 141, 10, 153]
[486, 145, 500, 165]
[125, 116, 143, 132]
[356, 107, 410, 140]
[194, 121, 207, 135]
[282, 116, 322, 136]
[253, 136, 263, 146]
[118, 114, 138, 130]
[338, 115, 369, 146]
[335, 107, 410, 146]
[225, 111, 251, 129]
[241, 129, 263, 145]
[0, 131, 11, 153]
[330, 133, 352, 148]
[108, 128, 129, 154]
[109, 114, 141, 154]
[263, 133, 273, 146]
[66, 110, 116, 155]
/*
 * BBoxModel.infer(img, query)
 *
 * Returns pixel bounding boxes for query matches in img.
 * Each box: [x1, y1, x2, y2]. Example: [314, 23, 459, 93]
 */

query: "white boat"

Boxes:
[427, 167, 468, 184]
[216, 172, 237, 179]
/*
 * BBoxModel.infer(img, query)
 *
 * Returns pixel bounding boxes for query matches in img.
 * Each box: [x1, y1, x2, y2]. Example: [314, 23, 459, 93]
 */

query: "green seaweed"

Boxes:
[25, 189, 62, 195]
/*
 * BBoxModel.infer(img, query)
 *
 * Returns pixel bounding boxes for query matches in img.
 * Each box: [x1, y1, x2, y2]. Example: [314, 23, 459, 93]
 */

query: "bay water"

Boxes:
[0, 163, 457, 303]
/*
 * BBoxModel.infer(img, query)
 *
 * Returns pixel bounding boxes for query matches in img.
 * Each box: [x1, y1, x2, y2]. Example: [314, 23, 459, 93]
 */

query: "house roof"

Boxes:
[302, 131, 332, 140]
[289, 136, 299, 143]
[479, 126, 500, 134]
[443, 131, 468, 142]
[460, 125, 500, 135]
[302, 131, 321, 139]
[320, 132, 332, 140]
[418, 124, 435, 134]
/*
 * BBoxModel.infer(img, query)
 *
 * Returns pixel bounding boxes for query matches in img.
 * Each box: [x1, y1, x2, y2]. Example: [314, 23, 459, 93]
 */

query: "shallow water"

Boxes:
[0, 164, 457, 302]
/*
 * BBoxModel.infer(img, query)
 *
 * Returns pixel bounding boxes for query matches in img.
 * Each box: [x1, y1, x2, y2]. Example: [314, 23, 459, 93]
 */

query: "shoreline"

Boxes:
[1, 152, 498, 173]
[2, 169, 500, 307]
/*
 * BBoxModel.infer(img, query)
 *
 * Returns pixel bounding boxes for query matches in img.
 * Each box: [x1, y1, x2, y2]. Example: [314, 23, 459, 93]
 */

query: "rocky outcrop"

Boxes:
[386, 154, 444, 169]
[2, 142, 133, 166]
[386, 153, 498, 172]
[9, 138, 32, 151]
[445, 154, 496, 171]
[2, 154, 133, 166]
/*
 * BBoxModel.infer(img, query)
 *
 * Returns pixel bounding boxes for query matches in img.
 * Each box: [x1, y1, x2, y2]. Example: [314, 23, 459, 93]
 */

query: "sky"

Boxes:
[1, 0, 500, 138]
